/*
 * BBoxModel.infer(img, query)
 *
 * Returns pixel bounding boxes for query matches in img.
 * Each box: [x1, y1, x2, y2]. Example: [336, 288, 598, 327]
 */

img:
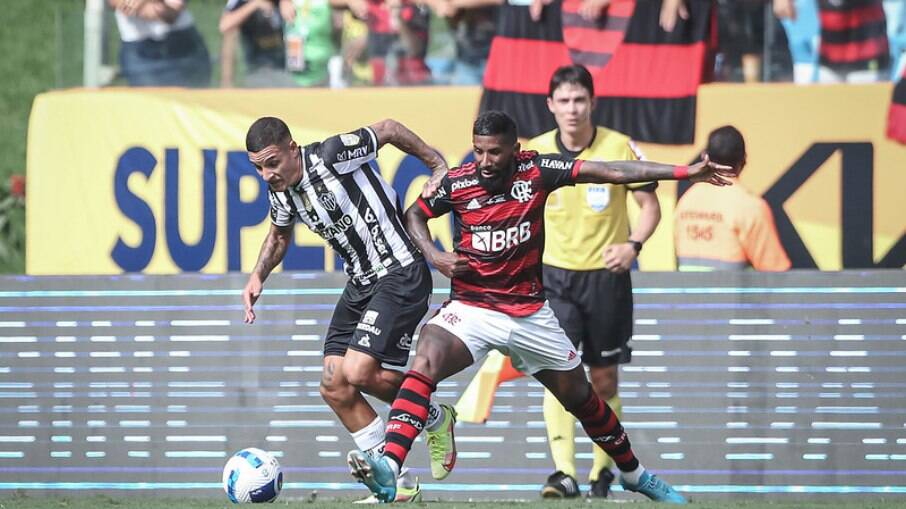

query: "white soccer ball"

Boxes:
[222, 448, 283, 503]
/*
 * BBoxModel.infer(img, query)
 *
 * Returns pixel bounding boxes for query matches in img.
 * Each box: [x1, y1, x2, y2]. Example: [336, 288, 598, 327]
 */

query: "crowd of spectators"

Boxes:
[106, 0, 906, 89]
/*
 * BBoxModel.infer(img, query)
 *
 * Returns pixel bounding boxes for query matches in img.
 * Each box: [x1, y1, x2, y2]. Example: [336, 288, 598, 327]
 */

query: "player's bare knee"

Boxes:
[342, 366, 377, 391]
[319, 379, 352, 407]
[560, 383, 593, 414]
[339, 351, 382, 390]
[590, 366, 619, 400]
[410, 354, 438, 380]
[561, 394, 587, 413]
[593, 381, 618, 401]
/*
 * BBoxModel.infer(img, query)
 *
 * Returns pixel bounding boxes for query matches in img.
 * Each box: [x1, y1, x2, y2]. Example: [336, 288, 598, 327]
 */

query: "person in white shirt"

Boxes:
[110, 0, 212, 87]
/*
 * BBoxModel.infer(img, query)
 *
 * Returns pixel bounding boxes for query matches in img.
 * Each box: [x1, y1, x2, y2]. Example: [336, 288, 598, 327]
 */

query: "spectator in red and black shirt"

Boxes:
[345, 110, 734, 504]
[335, 0, 432, 84]
[818, 0, 889, 81]
[775, 0, 890, 82]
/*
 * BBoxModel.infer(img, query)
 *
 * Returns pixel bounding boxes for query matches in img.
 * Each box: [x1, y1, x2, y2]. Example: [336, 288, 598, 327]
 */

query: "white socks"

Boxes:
[621, 464, 645, 485]
[425, 401, 445, 432]
[352, 401, 444, 478]
[351, 416, 386, 459]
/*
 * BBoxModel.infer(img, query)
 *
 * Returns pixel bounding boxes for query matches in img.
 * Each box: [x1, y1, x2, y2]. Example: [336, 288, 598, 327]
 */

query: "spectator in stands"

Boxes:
[430, 0, 499, 85]
[774, 0, 890, 83]
[334, 0, 431, 85]
[339, 11, 373, 85]
[219, 0, 298, 87]
[713, 0, 793, 82]
[284, 0, 342, 86]
[674, 125, 791, 272]
[110, 0, 211, 87]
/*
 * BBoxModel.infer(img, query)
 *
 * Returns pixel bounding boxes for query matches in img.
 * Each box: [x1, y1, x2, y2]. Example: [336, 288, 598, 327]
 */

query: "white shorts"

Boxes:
[426, 300, 581, 375]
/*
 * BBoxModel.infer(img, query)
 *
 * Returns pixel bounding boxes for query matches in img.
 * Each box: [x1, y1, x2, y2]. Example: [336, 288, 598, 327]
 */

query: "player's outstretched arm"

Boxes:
[576, 155, 735, 186]
[404, 204, 469, 279]
[243, 223, 293, 324]
[369, 119, 448, 197]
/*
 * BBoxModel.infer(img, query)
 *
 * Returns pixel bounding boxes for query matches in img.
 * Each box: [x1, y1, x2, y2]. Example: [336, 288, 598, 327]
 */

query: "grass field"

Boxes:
[2, 495, 905, 509]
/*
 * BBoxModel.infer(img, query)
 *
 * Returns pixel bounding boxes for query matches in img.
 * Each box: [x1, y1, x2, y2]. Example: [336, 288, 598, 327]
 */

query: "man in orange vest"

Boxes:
[674, 125, 791, 271]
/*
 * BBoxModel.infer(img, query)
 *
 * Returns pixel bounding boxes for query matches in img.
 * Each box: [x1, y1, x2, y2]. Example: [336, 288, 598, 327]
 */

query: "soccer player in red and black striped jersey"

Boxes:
[346, 111, 733, 504]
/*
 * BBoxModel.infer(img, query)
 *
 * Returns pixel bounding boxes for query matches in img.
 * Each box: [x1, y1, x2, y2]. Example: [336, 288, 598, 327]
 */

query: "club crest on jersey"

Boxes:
[318, 191, 338, 212]
[510, 180, 533, 203]
[340, 133, 360, 146]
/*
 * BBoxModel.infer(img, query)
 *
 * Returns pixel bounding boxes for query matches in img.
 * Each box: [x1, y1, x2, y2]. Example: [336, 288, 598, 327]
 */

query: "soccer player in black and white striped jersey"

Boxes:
[242, 116, 454, 500]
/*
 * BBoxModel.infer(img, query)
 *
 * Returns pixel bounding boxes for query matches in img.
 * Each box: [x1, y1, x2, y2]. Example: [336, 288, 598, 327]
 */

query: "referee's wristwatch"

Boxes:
[629, 240, 643, 254]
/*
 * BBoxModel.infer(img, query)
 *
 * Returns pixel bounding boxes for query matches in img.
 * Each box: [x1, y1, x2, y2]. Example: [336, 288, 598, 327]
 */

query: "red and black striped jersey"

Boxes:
[818, 0, 889, 71]
[416, 151, 582, 317]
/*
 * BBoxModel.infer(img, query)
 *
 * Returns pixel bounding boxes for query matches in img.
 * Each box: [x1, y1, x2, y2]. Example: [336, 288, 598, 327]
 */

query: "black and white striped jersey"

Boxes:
[268, 126, 422, 285]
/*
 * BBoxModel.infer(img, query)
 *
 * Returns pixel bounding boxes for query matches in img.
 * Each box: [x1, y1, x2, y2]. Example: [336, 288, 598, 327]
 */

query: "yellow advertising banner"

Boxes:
[26, 84, 906, 274]
[27, 87, 482, 274]
[637, 83, 906, 270]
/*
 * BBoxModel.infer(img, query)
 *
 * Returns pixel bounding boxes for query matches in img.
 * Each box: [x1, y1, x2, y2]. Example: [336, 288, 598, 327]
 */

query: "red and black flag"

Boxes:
[479, 0, 571, 140]
[818, 0, 889, 72]
[888, 66, 906, 144]
[594, 0, 714, 143]
[561, 0, 633, 71]
[479, 0, 714, 144]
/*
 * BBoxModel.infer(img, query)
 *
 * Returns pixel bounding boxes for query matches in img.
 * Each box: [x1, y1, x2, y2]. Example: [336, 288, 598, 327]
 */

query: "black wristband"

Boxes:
[629, 240, 643, 253]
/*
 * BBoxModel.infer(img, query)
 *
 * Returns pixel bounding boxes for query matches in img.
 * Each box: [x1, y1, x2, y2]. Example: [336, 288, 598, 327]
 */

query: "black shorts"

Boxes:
[324, 260, 432, 366]
[543, 264, 633, 367]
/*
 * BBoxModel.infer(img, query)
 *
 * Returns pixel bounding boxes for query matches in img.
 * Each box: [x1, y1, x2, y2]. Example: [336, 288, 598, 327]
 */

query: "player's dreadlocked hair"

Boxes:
[246, 117, 292, 152]
[473, 111, 518, 145]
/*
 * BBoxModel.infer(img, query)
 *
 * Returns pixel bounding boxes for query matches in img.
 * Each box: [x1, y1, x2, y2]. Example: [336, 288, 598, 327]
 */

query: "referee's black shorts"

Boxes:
[542, 264, 633, 367]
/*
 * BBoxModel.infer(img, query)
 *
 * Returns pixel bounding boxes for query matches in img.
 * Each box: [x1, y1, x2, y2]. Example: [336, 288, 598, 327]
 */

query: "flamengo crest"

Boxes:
[510, 180, 533, 203]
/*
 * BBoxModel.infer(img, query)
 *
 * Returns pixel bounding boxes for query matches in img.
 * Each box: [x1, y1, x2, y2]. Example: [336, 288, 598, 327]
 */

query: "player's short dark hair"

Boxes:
[473, 111, 518, 144]
[706, 125, 746, 169]
[246, 117, 292, 152]
[548, 64, 594, 98]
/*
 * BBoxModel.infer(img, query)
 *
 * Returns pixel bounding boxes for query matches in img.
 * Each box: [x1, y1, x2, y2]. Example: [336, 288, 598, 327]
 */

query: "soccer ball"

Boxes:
[222, 448, 283, 503]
